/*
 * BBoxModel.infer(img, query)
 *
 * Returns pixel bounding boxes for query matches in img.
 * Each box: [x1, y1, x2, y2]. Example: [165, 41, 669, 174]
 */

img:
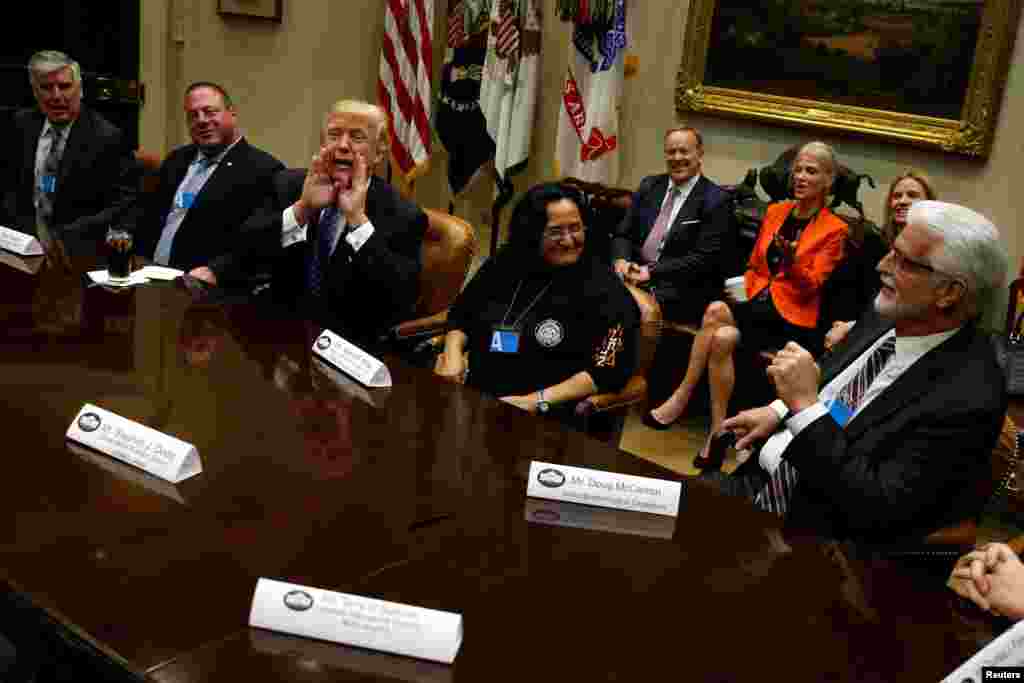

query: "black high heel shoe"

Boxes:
[641, 411, 676, 431]
[693, 431, 735, 471]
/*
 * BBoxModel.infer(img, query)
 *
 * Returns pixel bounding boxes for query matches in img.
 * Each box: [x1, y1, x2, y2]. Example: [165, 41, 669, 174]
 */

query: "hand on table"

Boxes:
[434, 352, 467, 385]
[187, 266, 218, 286]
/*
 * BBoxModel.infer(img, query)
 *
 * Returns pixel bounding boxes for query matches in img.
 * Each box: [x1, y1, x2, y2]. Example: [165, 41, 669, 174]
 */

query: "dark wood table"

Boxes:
[0, 255, 1003, 681]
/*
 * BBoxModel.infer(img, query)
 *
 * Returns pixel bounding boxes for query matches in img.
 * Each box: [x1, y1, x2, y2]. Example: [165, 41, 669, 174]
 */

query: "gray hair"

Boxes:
[910, 200, 1008, 318]
[28, 50, 81, 87]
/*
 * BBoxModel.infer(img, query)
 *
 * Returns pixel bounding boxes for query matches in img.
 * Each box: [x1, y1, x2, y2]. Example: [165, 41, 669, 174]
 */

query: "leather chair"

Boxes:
[134, 149, 162, 195]
[575, 285, 662, 441]
[388, 208, 477, 341]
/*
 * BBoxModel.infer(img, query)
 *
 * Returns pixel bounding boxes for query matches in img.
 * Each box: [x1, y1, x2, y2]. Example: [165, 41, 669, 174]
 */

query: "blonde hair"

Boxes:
[324, 100, 389, 158]
[792, 141, 838, 197]
[882, 170, 937, 245]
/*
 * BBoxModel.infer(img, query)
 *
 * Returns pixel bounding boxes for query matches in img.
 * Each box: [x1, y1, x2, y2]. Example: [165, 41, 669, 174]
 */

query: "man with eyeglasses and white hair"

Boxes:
[710, 200, 1007, 543]
[1, 50, 137, 255]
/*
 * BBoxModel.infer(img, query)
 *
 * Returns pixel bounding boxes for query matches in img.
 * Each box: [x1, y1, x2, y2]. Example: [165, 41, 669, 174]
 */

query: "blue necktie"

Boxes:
[308, 207, 341, 298]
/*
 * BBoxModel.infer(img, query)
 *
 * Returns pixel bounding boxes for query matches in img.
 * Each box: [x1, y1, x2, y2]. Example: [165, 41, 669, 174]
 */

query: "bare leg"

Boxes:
[649, 301, 735, 424]
[707, 324, 741, 438]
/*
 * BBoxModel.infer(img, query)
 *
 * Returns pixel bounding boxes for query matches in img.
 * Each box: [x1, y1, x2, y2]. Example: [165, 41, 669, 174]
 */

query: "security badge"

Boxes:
[176, 192, 197, 210]
[490, 324, 521, 353]
[39, 175, 56, 193]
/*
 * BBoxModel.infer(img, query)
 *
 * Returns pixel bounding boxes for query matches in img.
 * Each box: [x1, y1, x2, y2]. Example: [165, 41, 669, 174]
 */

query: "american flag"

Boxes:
[378, 0, 434, 186]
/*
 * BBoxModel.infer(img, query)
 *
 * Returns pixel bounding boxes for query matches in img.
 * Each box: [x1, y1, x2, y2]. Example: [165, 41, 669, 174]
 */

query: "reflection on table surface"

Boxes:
[0, 253, 1005, 681]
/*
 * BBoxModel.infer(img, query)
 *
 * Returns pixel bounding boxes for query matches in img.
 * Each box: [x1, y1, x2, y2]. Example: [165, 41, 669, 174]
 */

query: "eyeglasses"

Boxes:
[886, 246, 966, 289]
[888, 246, 938, 274]
[543, 224, 585, 241]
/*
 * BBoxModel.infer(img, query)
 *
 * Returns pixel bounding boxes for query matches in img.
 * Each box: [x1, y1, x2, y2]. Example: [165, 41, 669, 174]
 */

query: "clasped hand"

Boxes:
[766, 342, 820, 414]
[949, 543, 1024, 620]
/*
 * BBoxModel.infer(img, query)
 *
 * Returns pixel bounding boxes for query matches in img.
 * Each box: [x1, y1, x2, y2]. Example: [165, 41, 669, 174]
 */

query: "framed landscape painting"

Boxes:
[676, 0, 1021, 157]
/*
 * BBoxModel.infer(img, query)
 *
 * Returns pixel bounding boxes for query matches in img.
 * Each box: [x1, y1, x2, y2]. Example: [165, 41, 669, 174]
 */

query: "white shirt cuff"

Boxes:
[769, 399, 789, 421]
[785, 402, 829, 436]
[281, 205, 307, 247]
[344, 220, 374, 253]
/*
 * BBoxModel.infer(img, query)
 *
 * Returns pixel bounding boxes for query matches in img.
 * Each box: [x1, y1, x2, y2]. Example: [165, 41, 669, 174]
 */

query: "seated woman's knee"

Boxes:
[702, 301, 732, 328]
[710, 325, 740, 356]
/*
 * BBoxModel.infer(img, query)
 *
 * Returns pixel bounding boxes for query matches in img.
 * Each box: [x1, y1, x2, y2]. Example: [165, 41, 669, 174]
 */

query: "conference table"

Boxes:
[0, 251, 1006, 682]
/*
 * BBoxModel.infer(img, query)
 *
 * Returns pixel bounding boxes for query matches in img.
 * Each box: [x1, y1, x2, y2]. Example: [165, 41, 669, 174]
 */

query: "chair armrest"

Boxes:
[575, 376, 648, 417]
[390, 310, 450, 341]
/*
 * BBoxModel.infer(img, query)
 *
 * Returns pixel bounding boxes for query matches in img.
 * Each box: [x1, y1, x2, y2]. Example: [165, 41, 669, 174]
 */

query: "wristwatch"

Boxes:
[536, 389, 551, 414]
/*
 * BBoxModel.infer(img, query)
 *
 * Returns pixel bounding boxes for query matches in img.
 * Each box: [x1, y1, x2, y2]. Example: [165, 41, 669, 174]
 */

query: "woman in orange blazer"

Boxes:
[644, 142, 849, 467]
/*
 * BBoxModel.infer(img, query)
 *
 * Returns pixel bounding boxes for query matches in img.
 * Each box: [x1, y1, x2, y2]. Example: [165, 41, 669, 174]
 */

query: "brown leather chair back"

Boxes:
[416, 209, 477, 318]
[134, 149, 162, 194]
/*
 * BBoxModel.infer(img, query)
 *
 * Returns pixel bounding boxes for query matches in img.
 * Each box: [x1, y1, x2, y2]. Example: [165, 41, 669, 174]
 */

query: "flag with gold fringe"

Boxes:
[478, 0, 543, 183]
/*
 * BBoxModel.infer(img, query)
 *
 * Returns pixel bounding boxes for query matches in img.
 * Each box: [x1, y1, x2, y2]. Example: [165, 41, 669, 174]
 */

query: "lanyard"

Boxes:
[501, 279, 553, 329]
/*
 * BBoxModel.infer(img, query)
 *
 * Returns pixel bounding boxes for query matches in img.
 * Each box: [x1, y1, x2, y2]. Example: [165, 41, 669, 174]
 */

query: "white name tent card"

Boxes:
[311, 329, 392, 388]
[65, 404, 201, 484]
[0, 226, 43, 256]
[526, 461, 682, 517]
[942, 619, 1024, 682]
[249, 578, 462, 664]
[523, 498, 677, 539]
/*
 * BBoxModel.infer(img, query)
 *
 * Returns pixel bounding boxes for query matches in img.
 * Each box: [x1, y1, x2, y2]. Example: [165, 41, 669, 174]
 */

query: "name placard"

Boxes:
[0, 226, 43, 256]
[311, 329, 391, 388]
[249, 578, 462, 664]
[65, 404, 201, 484]
[943, 620, 1024, 682]
[526, 461, 682, 517]
[312, 357, 392, 408]
[524, 498, 677, 539]
[0, 250, 44, 274]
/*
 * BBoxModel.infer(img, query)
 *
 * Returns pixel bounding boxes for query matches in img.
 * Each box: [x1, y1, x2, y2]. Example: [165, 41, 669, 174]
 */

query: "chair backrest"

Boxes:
[134, 149, 162, 194]
[417, 208, 477, 318]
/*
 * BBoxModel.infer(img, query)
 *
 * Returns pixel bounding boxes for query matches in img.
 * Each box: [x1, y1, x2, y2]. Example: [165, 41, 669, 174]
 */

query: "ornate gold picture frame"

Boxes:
[676, 0, 1020, 157]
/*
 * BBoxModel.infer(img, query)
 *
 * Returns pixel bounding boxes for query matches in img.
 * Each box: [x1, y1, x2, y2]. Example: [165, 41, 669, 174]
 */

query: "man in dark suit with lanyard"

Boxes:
[190, 99, 427, 343]
[611, 126, 731, 322]
[0, 50, 137, 255]
[130, 81, 283, 272]
[716, 200, 1007, 544]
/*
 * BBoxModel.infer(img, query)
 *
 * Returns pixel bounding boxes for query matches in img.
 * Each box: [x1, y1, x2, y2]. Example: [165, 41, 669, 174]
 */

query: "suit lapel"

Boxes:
[21, 113, 44, 198]
[843, 324, 975, 440]
[57, 109, 91, 188]
[187, 138, 248, 215]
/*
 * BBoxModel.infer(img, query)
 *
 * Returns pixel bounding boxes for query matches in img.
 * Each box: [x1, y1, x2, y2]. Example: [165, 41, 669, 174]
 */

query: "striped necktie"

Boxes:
[36, 126, 65, 241]
[753, 336, 897, 516]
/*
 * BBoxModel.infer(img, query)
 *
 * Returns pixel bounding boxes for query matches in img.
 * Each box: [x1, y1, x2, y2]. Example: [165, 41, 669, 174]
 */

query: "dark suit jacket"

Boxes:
[130, 138, 283, 271]
[211, 170, 427, 342]
[611, 174, 731, 321]
[1, 106, 137, 242]
[732, 308, 1007, 543]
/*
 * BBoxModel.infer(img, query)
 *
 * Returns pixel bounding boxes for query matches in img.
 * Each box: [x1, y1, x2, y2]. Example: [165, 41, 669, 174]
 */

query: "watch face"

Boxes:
[537, 400, 550, 414]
